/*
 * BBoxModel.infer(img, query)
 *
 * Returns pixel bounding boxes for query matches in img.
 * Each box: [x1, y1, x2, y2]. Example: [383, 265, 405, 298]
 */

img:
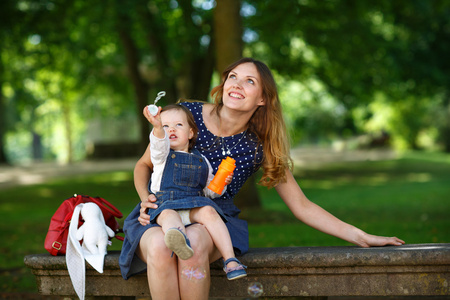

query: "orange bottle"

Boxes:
[208, 157, 236, 194]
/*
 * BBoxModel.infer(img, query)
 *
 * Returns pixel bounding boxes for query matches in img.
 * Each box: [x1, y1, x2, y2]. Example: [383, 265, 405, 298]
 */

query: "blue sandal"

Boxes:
[223, 257, 247, 280]
[164, 228, 194, 260]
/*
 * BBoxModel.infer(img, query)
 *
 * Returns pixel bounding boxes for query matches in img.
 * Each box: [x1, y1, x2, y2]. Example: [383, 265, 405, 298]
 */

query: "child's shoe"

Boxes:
[164, 228, 194, 260]
[223, 257, 247, 280]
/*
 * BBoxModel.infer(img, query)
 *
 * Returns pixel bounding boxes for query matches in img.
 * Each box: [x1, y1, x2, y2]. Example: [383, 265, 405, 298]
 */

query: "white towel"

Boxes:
[66, 204, 86, 300]
[66, 203, 108, 300]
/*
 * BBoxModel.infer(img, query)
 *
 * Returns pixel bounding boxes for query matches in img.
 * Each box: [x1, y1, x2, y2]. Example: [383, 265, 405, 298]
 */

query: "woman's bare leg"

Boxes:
[189, 206, 239, 269]
[178, 223, 222, 300]
[137, 227, 180, 300]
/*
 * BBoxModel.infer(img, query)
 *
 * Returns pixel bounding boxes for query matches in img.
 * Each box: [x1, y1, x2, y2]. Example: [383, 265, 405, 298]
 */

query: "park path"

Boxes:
[0, 148, 396, 190]
[0, 158, 137, 190]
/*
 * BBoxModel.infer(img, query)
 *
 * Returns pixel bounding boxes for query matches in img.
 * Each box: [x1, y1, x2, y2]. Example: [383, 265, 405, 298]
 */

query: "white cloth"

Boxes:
[66, 203, 111, 300]
[66, 204, 86, 300]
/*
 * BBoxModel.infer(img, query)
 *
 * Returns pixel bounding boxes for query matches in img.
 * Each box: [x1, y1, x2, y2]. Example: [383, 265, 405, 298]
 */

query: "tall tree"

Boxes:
[113, 0, 216, 152]
[214, 0, 243, 72]
[214, 0, 261, 209]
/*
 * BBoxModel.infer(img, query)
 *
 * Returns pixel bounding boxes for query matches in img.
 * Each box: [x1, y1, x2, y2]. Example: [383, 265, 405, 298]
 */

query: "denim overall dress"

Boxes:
[148, 149, 226, 223]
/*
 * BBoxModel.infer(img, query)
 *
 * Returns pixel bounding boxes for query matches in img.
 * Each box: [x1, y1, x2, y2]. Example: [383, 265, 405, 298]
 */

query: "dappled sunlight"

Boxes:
[406, 172, 432, 183]
[78, 171, 132, 184]
[299, 173, 392, 189]
[0, 159, 135, 189]
[0, 202, 15, 213]
[35, 187, 54, 198]
[299, 171, 433, 190]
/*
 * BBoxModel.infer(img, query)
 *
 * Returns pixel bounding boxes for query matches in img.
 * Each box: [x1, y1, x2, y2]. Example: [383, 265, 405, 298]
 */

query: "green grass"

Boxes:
[246, 152, 450, 247]
[1, 151, 449, 293]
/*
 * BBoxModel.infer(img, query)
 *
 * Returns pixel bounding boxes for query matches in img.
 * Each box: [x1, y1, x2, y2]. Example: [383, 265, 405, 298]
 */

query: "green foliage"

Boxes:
[244, 0, 450, 149]
[1, 0, 450, 164]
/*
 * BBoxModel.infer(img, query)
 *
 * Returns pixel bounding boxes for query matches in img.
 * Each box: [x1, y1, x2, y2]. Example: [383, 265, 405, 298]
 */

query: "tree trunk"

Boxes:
[213, 0, 261, 209]
[138, 2, 178, 102]
[0, 59, 7, 164]
[213, 0, 243, 73]
[117, 16, 150, 153]
[190, 37, 215, 102]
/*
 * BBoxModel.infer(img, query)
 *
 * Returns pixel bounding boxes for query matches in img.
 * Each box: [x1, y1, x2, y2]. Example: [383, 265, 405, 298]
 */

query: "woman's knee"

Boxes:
[139, 228, 173, 265]
[186, 224, 220, 261]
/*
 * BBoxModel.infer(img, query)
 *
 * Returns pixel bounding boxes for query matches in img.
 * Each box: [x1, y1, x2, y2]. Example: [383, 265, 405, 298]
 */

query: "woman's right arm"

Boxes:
[134, 143, 158, 225]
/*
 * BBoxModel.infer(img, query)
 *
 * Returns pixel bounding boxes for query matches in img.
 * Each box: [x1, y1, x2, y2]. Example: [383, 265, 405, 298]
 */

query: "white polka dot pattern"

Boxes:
[181, 102, 264, 200]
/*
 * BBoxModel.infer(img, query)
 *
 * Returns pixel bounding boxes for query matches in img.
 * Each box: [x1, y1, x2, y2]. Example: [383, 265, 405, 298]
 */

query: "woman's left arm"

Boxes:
[275, 170, 405, 248]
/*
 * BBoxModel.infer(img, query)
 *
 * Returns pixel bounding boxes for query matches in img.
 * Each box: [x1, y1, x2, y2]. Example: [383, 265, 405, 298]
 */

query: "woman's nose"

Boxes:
[232, 79, 243, 89]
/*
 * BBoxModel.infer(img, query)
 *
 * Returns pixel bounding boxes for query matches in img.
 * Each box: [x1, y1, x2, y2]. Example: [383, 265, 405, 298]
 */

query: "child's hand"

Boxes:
[225, 173, 233, 186]
[143, 105, 162, 128]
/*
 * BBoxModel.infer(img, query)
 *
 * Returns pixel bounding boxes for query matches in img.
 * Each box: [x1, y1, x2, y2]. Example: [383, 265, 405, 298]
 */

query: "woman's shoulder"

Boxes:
[180, 100, 213, 110]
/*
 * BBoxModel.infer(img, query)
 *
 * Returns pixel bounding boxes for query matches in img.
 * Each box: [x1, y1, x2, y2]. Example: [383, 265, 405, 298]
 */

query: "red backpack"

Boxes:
[44, 194, 124, 256]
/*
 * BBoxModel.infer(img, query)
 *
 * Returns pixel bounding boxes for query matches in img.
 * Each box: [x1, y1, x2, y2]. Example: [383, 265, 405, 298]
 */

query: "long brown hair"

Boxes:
[210, 58, 293, 188]
[161, 104, 198, 152]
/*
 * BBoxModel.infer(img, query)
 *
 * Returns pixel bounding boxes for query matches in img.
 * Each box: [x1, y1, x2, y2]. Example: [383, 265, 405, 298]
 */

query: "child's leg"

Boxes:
[156, 209, 186, 234]
[189, 206, 239, 269]
[157, 209, 194, 260]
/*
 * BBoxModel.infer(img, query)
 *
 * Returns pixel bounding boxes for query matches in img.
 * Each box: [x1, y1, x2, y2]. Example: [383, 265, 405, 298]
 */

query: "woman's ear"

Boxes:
[189, 128, 194, 140]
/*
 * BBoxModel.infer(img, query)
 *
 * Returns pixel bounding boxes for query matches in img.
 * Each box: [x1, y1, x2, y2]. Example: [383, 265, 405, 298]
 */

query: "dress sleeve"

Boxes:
[149, 130, 170, 193]
[150, 129, 170, 164]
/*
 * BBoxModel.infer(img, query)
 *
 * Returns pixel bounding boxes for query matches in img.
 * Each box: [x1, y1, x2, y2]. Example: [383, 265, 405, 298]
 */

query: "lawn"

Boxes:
[1, 151, 449, 293]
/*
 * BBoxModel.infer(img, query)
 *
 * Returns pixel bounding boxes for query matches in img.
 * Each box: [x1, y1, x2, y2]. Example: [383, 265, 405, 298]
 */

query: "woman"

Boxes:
[119, 58, 405, 299]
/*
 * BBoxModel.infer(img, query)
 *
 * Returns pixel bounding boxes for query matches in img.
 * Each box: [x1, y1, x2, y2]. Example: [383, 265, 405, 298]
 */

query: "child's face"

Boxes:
[160, 109, 194, 152]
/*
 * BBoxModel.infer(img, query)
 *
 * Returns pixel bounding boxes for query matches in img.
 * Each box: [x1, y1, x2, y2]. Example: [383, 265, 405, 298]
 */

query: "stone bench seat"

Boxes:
[24, 243, 450, 299]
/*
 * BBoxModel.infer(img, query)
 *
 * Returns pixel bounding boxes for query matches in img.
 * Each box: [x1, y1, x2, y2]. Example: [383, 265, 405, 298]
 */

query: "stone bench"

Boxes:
[24, 243, 450, 299]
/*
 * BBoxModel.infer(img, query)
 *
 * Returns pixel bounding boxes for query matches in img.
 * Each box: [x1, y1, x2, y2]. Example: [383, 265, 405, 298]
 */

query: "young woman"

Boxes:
[119, 58, 405, 300]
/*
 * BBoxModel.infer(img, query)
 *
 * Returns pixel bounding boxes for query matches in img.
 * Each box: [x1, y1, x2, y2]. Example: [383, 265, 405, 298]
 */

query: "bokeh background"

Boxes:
[0, 0, 449, 297]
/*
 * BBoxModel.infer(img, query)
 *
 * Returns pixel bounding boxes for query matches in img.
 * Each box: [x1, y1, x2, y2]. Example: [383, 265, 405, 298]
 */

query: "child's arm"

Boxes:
[143, 105, 169, 163]
[143, 106, 170, 195]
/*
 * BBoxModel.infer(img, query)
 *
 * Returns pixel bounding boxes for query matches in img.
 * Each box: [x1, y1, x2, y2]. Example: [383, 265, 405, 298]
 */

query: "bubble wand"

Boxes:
[147, 91, 166, 116]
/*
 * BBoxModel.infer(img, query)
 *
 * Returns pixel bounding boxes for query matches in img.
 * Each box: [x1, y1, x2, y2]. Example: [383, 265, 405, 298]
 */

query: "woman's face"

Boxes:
[222, 62, 265, 113]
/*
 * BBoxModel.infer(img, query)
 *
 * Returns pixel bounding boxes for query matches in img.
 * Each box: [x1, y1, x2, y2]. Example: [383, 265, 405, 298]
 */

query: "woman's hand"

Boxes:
[355, 232, 405, 248]
[138, 194, 158, 226]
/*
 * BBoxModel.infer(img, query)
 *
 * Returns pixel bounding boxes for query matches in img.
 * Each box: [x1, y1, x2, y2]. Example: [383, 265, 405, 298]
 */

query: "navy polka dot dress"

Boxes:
[182, 102, 263, 201]
[181, 101, 263, 252]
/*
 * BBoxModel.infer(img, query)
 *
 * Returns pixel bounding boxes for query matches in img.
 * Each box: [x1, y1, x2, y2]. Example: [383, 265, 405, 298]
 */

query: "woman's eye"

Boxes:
[163, 125, 168, 128]
[229, 74, 236, 79]
[248, 79, 254, 84]
[176, 123, 183, 127]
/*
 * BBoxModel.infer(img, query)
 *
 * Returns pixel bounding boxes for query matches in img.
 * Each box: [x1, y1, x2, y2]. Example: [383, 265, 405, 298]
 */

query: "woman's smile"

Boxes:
[229, 92, 244, 99]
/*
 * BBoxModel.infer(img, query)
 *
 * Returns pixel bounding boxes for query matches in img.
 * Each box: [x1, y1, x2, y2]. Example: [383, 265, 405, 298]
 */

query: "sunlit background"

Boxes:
[1, 0, 449, 164]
